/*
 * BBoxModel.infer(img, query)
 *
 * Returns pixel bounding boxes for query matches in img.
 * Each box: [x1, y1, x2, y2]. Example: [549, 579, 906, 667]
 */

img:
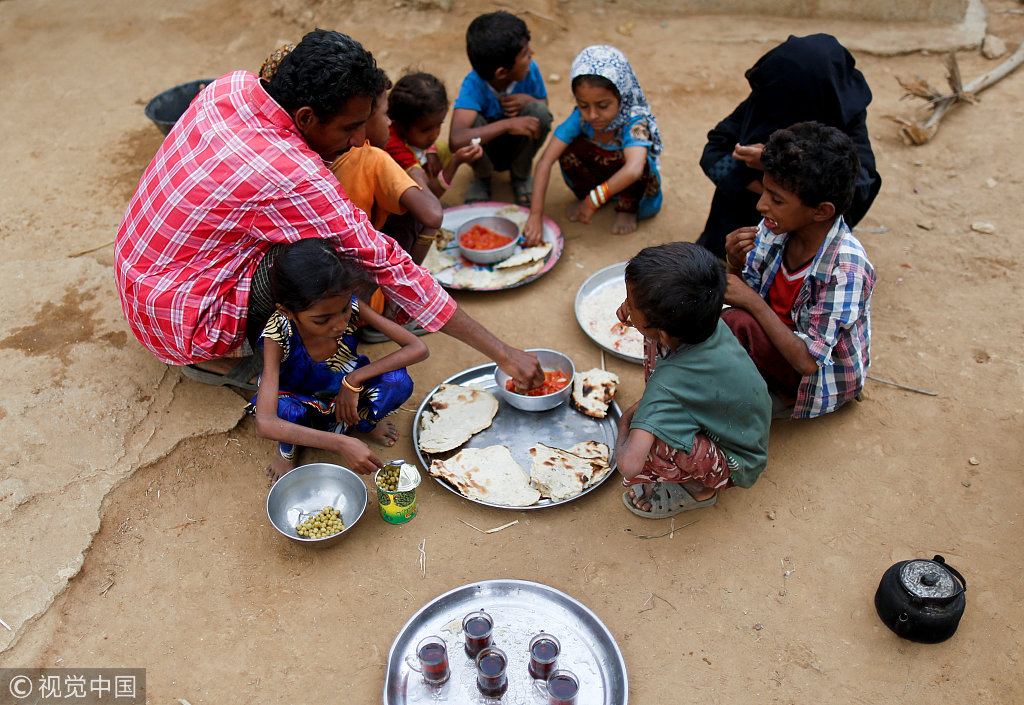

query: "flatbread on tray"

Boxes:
[494, 242, 552, 269]
[570, 368, 620, 418]
[421, 242, 457, 274]
[528, 442, 612, 501]
[418, 384, 499, 453]
[429, 445, 541, 506]
[451, 259, 545, 289]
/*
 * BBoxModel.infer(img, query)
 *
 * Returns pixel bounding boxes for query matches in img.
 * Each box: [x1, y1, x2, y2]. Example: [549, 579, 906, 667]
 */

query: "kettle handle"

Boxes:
[933, 555, 967, 598]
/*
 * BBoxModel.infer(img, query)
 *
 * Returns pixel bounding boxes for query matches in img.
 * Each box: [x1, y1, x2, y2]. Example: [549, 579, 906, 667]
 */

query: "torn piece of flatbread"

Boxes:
[494, 242, 553, 269]
[567, 441, 613, 488]
[451, 259, 545, 289]
[570, 368, 620, 419]
[421, 242, 457, 274]
[494, 204, 529, 229]
[430, 445, 541, 506]
[418, 384, 499, 453]
[529, 442, 610, 501]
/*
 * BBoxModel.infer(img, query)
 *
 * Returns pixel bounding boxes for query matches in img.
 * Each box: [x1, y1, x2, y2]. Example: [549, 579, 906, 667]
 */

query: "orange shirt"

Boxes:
[329, 143, 418, 229]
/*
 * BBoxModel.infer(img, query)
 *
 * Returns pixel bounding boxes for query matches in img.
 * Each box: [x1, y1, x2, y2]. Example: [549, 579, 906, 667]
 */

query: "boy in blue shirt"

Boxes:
[449, 11, 552, 206]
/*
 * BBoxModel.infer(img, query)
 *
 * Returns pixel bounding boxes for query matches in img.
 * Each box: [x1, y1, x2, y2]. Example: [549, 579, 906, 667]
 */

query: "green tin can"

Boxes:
[374, 460, 421, 524]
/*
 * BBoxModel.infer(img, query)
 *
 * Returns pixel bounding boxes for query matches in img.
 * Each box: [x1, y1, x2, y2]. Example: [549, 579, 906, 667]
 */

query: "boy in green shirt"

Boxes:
[616, 242, 771, 517]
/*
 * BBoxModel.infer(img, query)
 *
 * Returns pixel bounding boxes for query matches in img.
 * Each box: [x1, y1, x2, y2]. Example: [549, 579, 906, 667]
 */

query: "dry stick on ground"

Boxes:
[894, 41, 1024, 144]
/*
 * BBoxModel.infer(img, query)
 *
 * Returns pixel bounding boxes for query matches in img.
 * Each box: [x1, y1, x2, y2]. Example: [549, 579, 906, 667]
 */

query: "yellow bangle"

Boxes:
[342, 376, 364, 393]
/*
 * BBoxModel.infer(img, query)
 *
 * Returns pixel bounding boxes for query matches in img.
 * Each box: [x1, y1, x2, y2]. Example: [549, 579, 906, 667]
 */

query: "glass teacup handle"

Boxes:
[405, 653, 424, 673]
[533, 679, 550, 699]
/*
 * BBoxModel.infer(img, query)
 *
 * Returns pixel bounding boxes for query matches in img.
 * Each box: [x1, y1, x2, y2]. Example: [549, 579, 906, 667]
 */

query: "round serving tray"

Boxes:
[434, 202, 563, 291]
[383, 579, 628, 705]
[412, 363, 620, 510]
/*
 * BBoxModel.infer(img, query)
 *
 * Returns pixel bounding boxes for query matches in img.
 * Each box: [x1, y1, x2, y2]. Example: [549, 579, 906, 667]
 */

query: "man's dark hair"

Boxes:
[466, 11, 530, 80]
[270, 238, 367, 313]
[388, 73, 449, 128]
[624, 243, 726, 345]
[265, 29, 389, 120]
[761, 121, 859, 215]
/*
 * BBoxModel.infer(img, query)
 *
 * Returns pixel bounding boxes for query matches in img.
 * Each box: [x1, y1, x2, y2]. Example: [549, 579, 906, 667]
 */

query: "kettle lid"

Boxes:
[899, 558, 957, 599]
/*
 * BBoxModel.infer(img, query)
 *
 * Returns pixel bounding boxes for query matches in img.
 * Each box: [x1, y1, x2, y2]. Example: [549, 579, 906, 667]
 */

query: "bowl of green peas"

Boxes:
[266, 463, 368, 546]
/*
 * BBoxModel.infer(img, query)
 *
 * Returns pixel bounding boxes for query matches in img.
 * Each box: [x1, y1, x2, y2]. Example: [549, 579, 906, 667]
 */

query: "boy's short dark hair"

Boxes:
[388, 73, 448, 128]
[761, 121, 860, 215]
[625, 243, 726, 345]
[266, 29, 389, 121]
[466, 11, 530, 80]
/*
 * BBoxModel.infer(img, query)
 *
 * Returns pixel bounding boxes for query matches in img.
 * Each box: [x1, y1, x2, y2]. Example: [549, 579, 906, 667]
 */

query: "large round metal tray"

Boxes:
[574, 262, 643, 364]
[412, 363, 620, 510]
[434, 202, 563, 291]
[383, 579, 628, 704]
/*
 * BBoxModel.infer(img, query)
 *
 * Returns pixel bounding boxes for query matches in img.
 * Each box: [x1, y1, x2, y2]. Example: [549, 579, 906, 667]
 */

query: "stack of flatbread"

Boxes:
[528, 442, 613, 501]
[570, 368, 620, 418]
[429, 446, 541, 506]
[418, 384, 499, 453]
[450, 242, 553, 289]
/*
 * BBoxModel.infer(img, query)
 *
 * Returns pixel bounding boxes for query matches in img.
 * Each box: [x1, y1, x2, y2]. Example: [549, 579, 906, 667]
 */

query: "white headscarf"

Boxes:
[570, 45, 662, 158]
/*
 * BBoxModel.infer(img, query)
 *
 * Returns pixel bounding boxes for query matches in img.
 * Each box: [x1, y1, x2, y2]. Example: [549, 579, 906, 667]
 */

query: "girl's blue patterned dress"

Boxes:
[245, 299, 413, 459]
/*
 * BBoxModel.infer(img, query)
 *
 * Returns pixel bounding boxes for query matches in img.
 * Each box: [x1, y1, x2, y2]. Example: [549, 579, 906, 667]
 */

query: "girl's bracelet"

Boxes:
[587, 181, 610, 209]
[437, 170, 452, 190]
[341, 375, 364, 393]
[726, 256, 745, 270]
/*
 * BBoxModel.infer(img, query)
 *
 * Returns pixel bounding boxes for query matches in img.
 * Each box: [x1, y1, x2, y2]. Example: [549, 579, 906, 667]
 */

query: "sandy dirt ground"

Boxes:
[1, 0, 1022, 702]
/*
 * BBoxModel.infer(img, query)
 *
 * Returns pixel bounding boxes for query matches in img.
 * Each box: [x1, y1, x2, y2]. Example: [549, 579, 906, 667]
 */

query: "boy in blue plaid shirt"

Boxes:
[722, 121, 874, 419]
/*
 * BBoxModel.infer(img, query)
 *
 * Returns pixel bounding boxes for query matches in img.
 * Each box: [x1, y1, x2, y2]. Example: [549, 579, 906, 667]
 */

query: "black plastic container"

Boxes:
[144, 79, 214, 135]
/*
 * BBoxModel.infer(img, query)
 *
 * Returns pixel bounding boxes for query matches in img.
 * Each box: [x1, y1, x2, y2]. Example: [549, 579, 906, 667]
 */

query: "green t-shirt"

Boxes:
[630, 319, 771, 488]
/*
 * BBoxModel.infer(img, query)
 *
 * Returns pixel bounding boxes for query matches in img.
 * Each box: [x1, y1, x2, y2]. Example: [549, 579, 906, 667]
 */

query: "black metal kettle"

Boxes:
[874, 554, 966, 643]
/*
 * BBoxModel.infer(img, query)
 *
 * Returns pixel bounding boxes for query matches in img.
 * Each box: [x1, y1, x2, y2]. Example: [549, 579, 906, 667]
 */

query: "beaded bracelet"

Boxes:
[437, 169, 452, 190]
[341, 375, 364, 393]
[587, 181, 610, 209]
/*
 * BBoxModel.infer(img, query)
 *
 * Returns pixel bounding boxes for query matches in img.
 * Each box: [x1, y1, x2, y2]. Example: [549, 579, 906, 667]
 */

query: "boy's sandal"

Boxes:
[511, 176, 533, 207]
[464, 178, 491, 204]
[360, 321, 431, 344]
[621, 482, 718, 519]
[180, 354, 261, 393]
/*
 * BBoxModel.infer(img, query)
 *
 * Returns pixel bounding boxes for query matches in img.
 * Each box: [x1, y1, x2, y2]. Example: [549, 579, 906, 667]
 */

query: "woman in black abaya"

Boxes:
[696, 34, 882, 259]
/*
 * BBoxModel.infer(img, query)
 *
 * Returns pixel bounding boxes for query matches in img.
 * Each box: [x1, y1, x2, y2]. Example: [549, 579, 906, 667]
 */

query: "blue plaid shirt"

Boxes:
[742, 217, 875, 418]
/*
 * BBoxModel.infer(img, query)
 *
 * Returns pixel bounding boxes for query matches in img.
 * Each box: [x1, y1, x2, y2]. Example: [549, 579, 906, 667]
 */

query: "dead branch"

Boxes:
[894, 41, 1024, 144]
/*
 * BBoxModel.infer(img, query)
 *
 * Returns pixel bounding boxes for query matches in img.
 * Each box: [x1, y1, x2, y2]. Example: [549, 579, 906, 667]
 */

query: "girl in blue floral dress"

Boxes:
[247, 239, 429, 482]
[524, 45, 663, 241]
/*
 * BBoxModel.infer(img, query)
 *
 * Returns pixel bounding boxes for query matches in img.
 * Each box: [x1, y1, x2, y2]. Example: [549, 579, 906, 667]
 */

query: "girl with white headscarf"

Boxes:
[523, 45, 662, 242]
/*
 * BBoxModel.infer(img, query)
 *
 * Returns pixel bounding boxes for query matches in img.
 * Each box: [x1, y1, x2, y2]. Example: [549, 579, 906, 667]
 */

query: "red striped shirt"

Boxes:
[115, 71, 454, 364]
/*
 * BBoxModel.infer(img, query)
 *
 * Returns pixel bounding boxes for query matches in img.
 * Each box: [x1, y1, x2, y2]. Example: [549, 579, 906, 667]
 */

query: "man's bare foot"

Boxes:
[365, 418, 399, 447]
[192, 357, 260, 385]
[612, 211, 638, 234]
[565, 200, 584, 222]
[266, 453, 296, 485]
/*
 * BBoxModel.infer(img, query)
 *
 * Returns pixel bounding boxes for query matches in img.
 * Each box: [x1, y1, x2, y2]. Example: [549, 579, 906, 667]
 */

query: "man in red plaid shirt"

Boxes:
[116, 30, 542, 390]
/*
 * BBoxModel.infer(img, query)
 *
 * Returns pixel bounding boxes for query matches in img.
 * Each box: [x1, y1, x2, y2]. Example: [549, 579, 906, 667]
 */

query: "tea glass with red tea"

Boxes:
[405, 635, 450, 686]
[533, 668, 580, 705]
[462, 610, 493, 658]
[474, 645, 508, 698]
[528, 632, 561, 680]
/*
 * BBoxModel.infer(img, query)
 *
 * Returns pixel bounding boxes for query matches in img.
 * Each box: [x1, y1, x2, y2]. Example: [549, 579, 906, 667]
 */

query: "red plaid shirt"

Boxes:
[115, 71, 455, 364]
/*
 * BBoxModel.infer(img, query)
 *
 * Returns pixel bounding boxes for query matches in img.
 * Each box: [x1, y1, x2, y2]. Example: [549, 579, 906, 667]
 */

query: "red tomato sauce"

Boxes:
[462, 224, 513, 250]
[506, 370, 570, 396]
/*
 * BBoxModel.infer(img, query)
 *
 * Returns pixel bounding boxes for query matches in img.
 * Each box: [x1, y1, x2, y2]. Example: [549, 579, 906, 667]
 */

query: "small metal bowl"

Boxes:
[266, 463, 367, 546]
[494, 349, 575, 412]
[456, 216, 520, 264]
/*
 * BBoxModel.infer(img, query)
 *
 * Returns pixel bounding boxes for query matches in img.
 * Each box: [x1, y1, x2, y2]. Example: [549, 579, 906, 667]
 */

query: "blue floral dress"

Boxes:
[245, 299, 413, 459]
